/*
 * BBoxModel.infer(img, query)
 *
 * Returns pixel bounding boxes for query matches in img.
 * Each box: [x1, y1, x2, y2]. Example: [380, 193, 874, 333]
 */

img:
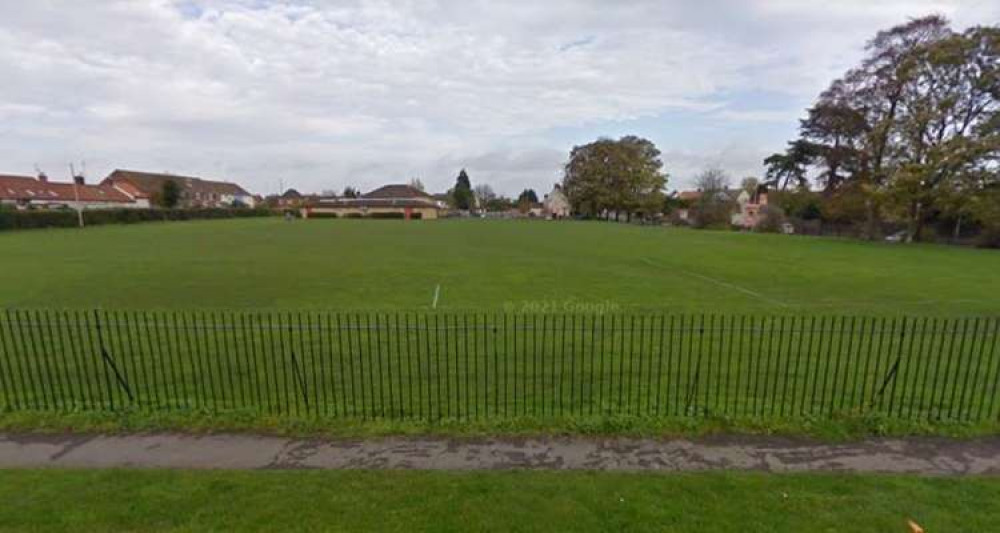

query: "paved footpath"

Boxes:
[1, 433, 998, 475]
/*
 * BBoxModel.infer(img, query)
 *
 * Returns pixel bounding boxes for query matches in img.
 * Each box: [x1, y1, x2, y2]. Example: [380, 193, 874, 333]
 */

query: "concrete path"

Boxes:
[1, 433, 998, 475]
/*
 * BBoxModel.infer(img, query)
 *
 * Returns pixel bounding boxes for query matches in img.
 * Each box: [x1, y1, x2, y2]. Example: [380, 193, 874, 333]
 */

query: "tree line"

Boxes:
[764, 16, 999, 245]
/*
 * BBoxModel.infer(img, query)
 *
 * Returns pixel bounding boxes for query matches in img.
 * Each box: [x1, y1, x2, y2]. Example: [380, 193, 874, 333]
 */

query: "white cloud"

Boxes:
[0, 0, 995, 195]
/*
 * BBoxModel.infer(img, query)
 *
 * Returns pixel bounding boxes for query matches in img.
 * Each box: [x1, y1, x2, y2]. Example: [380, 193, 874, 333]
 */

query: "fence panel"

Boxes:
[0, 310, 997, 421]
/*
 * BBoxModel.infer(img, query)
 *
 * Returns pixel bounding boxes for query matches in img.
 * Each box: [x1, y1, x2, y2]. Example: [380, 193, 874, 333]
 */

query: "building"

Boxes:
[301, 184, 442, 220]
[277, 188, 304, 207]
[102, 169, 255, 208]
[674, 189, 739, 223]
[0, 173, 146, 210]
[542, 184, 571, 218]
[731, 186, 769, 229]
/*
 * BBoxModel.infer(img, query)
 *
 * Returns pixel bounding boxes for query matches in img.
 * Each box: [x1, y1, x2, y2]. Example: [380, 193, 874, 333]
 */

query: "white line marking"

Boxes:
[432, 284, 441, 309]
[641, 258, 788, 307]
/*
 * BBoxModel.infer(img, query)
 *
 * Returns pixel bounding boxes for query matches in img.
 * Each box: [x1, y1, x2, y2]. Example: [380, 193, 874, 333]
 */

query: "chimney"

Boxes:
[74, 175, 85, 185]
[37, 173, 48, 183]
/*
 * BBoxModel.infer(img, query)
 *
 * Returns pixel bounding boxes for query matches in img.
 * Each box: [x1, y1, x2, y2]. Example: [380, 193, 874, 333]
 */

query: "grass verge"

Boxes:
[1, 408, 996, 441]
[1, 469, 998, 532]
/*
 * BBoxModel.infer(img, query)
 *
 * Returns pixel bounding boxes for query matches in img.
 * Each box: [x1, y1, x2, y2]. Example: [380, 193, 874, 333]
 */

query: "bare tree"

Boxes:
[691, 167, 735, 229]
[473, 184, 496, 206]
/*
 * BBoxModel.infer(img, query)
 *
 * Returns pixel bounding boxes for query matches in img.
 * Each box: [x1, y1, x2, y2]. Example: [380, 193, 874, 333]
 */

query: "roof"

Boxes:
[281, 188, 302, 198]
[362, 184, 430, 200]
[103, 169, 251, 198]
[0, 174, 135, 204]
[678, 191, 703, 201]
[310, 196, 440, 209]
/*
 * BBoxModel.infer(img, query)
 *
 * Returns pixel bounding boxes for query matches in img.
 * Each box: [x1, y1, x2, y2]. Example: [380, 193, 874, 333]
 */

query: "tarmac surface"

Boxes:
[2, 433, 999, 475]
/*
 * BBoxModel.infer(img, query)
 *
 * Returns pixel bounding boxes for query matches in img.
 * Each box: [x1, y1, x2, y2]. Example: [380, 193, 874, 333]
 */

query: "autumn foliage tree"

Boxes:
[562, 135, 667, 221]
[765, 16, 999, 244]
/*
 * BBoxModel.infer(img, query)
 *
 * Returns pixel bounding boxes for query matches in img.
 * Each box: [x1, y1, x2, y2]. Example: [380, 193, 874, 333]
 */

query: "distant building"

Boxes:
[542, 184, 571, 218]
[0, 173, 145, 210]
[102, 169, 255, 208]
[302, 184, 443, 220]
[731, 186, 769, 229]
[675, 189, 739, 223]
[278, 188, 304, 207]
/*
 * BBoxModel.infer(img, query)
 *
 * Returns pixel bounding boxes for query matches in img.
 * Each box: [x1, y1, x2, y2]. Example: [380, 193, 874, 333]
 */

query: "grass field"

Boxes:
[2, 218, 999, 315]
[1, 469, 997, 532]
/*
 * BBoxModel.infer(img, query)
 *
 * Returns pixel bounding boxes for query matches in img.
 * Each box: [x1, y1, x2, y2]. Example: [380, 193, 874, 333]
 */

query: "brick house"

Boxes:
[102, 169, 255, 208]
[0, 173, 146, 210]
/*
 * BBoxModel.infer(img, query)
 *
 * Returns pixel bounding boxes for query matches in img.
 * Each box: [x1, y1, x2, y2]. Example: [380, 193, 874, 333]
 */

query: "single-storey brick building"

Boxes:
[301, 184, 443, 220]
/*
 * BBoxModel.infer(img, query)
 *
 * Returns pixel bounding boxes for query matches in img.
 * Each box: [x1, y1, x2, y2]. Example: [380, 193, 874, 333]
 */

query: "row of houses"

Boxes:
[0, 169, 255, 210]
[2, 166, 573, 222]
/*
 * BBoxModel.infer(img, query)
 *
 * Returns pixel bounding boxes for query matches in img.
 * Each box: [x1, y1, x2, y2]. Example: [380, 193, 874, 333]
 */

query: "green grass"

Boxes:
[2, 218, 998, 315]
[2, 409, 996, 441]
[1, 469, 997, 531]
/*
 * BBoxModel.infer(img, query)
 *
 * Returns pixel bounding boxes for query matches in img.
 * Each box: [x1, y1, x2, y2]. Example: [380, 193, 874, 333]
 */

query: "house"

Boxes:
[301, 184, 443, 219]
[0, 173, 146, 210]
[102, 169, 255, 208]
[674, 189, 739, 222]
[277, 188, 304, 207]
[543, 184, 571, 219]
[731, 185, 769, 229]
[674, 190, 704, 222]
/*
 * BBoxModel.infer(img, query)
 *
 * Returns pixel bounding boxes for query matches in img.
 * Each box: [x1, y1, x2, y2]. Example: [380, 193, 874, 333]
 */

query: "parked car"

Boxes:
[885, 231, 907, 243]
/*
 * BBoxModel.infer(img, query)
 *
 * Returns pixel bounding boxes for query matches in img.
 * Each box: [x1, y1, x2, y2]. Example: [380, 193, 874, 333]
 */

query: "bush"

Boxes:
[0, 207, 277, 231]
[755, 205, 788, 233]
[976, 226, 1000, 249]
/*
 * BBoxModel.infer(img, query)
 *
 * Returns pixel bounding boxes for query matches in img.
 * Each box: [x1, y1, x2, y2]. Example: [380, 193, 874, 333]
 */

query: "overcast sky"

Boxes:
[1, 1, 997, 196]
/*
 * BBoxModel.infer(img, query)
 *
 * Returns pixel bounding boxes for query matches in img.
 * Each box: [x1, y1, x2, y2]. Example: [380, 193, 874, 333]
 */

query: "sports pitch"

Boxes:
[2, 218, 998, 315]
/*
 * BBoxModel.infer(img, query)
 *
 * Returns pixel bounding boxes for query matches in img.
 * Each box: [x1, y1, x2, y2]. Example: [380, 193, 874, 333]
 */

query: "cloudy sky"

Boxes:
[1, 1, 996, 196]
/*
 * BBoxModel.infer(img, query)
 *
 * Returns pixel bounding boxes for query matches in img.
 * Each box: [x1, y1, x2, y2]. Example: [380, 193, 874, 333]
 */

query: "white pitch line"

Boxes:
[641, 258, 788, 307]
[432, 284, 441, 309]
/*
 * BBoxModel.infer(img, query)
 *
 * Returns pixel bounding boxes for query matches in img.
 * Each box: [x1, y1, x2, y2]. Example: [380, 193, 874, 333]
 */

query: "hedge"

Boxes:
[0, 207, 278, 231]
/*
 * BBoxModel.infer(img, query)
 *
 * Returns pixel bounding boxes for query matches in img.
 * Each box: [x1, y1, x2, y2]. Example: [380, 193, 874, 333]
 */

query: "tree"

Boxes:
[516, 189, 539, 204]
[690, 168, 734, 229]
[763, 141, 812, 190]
[562, 135, 667, 220]
[408, 178, 425, 192]
[474, 184, 497, 207]
[159, 179, 181, 208]
[484, 196, 514, 212]
[740, 176, 760, 196]
[342, 186, 360, 198]
[452, 169, 474, 210]
[769, 16, 999, 242]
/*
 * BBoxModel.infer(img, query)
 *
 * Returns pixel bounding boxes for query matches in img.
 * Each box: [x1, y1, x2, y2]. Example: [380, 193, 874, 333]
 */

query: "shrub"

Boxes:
[755, 205, 788, 233]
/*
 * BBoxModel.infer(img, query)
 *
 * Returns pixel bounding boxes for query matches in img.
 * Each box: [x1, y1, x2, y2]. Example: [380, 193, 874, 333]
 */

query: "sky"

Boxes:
[1, 1, 997, 196]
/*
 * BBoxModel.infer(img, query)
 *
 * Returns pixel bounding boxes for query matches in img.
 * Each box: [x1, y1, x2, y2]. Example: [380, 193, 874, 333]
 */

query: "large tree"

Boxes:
[562, 135, 667, 221]
[765, 16, 999, 242]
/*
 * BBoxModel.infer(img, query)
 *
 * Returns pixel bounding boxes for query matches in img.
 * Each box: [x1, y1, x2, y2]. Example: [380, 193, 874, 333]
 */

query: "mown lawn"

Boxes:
[0, 469, 997, 532]
[1, 218, 998, 315]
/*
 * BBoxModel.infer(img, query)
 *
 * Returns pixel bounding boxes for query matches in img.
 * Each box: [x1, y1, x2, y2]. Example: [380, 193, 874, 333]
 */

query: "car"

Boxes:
[885, 230, 907, 243]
